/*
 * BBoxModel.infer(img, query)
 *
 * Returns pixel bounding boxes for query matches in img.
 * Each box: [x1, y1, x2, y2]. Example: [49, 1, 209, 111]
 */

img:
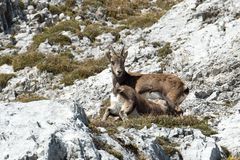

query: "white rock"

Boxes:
[0, 100, 102, 159]
[0, 64, 14, 74]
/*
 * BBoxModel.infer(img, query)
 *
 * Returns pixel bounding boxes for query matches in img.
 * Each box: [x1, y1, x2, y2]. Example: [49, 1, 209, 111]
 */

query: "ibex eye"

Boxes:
[111, 61, 115, 65]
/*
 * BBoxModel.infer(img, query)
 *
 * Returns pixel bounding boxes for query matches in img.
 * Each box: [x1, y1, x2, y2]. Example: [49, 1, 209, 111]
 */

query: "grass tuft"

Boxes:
[0, 55, 14, 66]
[155, 136, 180, 156]
[16, 93, 47, 103]
[37, 54, 76, 75]
[90, 115, 217, 136]
[92, 137, 123, 159]
[157, 42, 172, 60]
[48, 34, 72, 46]
[122, 12, 163, 29]
[12, 52, 44, 71]
[31, 20, 80, 50]
[61, 56, 109, 85]
[0, 74, 15, 89]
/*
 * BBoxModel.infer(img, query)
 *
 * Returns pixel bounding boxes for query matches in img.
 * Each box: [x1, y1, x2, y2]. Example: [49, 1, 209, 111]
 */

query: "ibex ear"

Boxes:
[121, 46, 128, 59]
[116, 86, 125, 93]
[106, 51, 111, 61]
[123, 51, 128, 59]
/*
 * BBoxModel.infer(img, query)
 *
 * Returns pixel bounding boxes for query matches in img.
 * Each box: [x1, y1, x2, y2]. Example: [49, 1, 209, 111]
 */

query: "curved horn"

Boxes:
[121, 45, 125, 56]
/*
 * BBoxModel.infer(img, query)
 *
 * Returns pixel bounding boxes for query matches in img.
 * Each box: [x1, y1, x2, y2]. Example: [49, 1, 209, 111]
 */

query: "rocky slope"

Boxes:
[0, 0, 240, 159]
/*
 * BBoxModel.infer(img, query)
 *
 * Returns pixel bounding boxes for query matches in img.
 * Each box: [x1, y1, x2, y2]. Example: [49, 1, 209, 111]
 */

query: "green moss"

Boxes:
[0, 74, 15, 89]
[16, 93, 47, 103]
[12, 52, 44, 71]
[0, 55, 13, 66]
[157, 42, 172, 60]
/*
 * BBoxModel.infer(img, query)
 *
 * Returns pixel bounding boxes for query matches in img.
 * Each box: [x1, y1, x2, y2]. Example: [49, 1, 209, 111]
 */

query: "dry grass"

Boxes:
[48, 34, 72, 46]
[31, 20, 80, 50]
[16, 93, 47, 103]
[92, 137, 123, 159]
[157, 42, 172, 60]
[61, 56, 109, 85]
[0, 74, 15, 89]
[37, 54, 77, 75]
[82, 23, 121, 42]
[9, 50, 107, 85]
[157, 0, 183, 10]
[0, 55, 13, 66]
[12, 52, 45, 71]
[156, 136, 180, 156]
[48, 0, 76, 16]
[122, 12, 163, 29]
[228, 156, 240, 160]
[90, 115, 217, 136]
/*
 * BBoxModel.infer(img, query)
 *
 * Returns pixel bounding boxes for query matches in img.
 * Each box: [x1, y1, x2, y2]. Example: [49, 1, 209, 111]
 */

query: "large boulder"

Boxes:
[0, 100, 101, 159]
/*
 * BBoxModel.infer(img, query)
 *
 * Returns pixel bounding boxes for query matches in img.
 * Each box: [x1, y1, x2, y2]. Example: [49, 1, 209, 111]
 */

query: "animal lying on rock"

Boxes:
[106, 47, 189, 115]
[102, 85, 182, 121]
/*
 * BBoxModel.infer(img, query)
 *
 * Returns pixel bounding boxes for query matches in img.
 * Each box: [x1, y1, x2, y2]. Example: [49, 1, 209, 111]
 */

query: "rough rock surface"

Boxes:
[0, 0, 240, 159]
[0, 100, 100, 159]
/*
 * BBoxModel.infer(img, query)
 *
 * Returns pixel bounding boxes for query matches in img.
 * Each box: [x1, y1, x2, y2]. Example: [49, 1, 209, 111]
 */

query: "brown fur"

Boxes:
[106, 48, 189, 115]
[102, 85, 172, 121]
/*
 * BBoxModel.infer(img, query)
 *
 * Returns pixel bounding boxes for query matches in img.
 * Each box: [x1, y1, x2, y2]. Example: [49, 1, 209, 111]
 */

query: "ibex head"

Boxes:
[106, 46, 128, 78]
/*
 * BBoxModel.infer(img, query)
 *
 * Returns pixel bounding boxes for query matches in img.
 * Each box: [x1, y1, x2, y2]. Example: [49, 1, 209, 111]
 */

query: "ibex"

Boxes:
[102, 85, 174, 121]
[106, 47, 189, 115]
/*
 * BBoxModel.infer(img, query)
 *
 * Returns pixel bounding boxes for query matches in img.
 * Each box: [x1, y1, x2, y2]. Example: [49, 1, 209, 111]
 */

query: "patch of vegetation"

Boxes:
[122, 12, 163, 29]
[12, 52, 44, 71]
[92, 137, 123, 160]
[16, 93, 47, 103]
[48, 34, 72, 46]
[19, 0, 25, 10]
[48, 5, 63, 15]
[61, 56, 109, 85]
[156, 0, 183, 10]
[37, 54, 77, 75]
[90, 115, 217, 136]
[0, 74, 15, 89]
[59, 51, 74, 59]
[82, 23, 121, 42]
[0, 55, 13, 66]
[152, 42, 161, 48]
[81, 0, 105, 11]
[65, 0, 75, 8]
[31, 20, 80, 50]
[156, 137, 180, 156]
[102, 98, 110, 107]
[157, 42, 172, 60]
[7, 49, 107, 85]
[48, 0, 76, 16]
[228, 156, 240, 160]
